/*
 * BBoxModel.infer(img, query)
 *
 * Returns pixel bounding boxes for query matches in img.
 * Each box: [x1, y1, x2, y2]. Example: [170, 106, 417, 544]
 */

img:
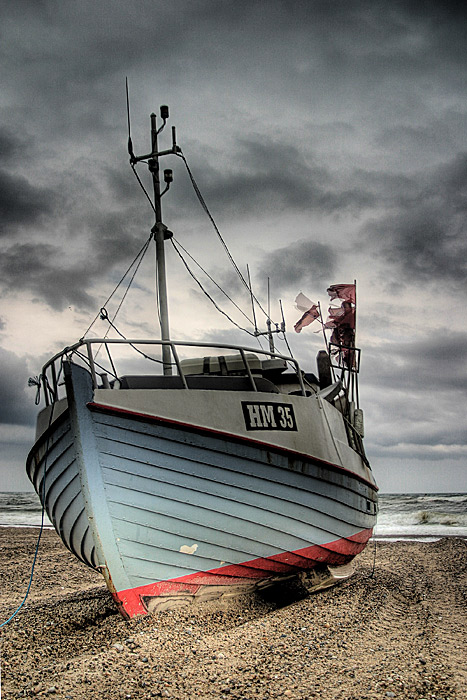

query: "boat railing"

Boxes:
[39, 338, 307, 406]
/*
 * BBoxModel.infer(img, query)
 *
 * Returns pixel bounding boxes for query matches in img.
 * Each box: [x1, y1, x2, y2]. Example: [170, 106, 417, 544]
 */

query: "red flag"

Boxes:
[327, 284, 356, 303]
[294, 304, 319, 333]
[325, 303, 355, 329]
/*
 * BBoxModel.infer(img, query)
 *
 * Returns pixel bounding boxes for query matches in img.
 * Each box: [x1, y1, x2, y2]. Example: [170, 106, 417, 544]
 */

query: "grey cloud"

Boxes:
[0, 147, 156, 311]
[363, 330, 467, 395]
[258, 239, 336, 293]
[358, 327, 467, 460]
[180, 137, 375, 220]
[0, 348, 36, 426]
[375, 109, 467, 164]
[364, 154, 467, 288]
[3, 0, 465, 150]
[0, 205, 152, 311]
[365, 393, 466, 460]
[0, 170, 54, 235]
[0, 243, 94, 310]
[0, 128, 24, 161]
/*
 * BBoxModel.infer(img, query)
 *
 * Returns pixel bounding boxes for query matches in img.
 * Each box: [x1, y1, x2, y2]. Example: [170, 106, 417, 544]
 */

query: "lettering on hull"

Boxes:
[241, 402, 297, 431]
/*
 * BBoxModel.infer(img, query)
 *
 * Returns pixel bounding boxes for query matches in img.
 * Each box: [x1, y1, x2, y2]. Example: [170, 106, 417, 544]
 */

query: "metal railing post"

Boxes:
[239, 349, 258, 391]
[171, 343, 188, 389]
[86, 342, 98, 389]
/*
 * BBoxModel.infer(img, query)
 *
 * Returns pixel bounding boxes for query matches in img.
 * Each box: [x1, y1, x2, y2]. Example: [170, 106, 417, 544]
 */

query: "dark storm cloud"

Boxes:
[0, 243, 94, 309]
[0, 128, 23, 161]
[0, 0, 464, 309]
[0, 0, 466, 494]
[399, 331, 467, 392]
[359, 325, 467, 462]
[0, 128, 56, 235]
[0, 207, 150, 311]
[258, 239, 335, 293]
[189, 0, 467, 93]
[0, 153, 156, 312]
[0, 347, 35, 425]
[3, 1, 466, 84]
[365, 154, 467, 288]
[177, 137, 376, 222]
[0, 170, 54, 236]
[2, 0, 464, 149]
[365, 388, 466, 461]
[375, 109, 467, 164]
[362, 329, 467, 404]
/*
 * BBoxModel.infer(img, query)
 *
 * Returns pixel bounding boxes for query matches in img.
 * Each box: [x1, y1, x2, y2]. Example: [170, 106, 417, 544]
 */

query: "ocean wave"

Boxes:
[416, 494, 467, 504]
[416, 510, 467, 527]
[0, 493, 43, 513]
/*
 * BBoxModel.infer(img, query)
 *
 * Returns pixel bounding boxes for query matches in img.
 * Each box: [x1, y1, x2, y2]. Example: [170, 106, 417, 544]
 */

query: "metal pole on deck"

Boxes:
[149, 112, 172, 375]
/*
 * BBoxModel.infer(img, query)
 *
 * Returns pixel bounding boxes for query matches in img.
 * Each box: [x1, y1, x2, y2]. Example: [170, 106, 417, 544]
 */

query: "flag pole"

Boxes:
[318, 301, 336, 384]
[353, 278, 359, 407]
[353, 278, 357, 348]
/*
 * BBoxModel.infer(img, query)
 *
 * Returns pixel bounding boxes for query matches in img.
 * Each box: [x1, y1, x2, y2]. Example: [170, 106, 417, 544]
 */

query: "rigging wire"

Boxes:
[83, 121, 290, 356]
[172, 236, 254, 326]
[70, 347, 120, 378]
[170, 238, 259, 339]
[94, 234, 153, 358]
[81, 121, 158, 342]
[81, 233, 154, 339]
[111, 235, 152, 321]
[98, 309, 174, 366]
[177, 150, 271, 322]
[131, 163, 156, 214]
[278, 300, 295, 358]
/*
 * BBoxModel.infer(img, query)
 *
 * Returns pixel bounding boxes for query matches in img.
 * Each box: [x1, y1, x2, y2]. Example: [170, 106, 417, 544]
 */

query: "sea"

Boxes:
[0, 491, 466, 540]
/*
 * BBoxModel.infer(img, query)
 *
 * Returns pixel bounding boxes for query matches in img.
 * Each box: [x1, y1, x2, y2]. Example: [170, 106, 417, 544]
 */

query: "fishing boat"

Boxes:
[27, 106, 378, 619]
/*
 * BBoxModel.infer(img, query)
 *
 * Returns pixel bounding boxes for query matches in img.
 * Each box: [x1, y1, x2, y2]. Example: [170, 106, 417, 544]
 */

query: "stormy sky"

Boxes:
[1, 0, 466, 493]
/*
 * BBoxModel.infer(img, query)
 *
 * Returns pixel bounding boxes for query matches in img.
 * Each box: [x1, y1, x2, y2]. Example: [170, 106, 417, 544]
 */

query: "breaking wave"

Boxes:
[416, 510, 467, 527]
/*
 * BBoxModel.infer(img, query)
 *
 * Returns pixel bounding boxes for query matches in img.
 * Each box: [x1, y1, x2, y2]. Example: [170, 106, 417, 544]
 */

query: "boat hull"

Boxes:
[27, 363, 377, 618]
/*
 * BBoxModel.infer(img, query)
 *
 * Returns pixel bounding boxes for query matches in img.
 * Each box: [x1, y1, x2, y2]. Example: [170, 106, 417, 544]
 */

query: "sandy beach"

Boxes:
[0, 528, 465, 699]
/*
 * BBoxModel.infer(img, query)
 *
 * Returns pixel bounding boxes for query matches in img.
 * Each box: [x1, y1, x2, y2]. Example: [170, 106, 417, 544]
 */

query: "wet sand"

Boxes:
[0, 528, 465, 699]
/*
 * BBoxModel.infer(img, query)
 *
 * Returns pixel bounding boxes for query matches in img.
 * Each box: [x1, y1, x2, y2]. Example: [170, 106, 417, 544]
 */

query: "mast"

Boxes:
[130, 105, 180, 375]
[149, 112, 171, 374]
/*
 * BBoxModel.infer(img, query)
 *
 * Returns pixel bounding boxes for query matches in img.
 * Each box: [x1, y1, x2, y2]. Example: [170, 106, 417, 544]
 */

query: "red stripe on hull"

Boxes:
[113, 529, 373, 618]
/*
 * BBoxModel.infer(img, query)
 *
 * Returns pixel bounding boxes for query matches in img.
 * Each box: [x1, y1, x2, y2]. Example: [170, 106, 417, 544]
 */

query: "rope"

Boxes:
[98, 309, 174, 366]
[369, 537, 377, 578]
[0, 404, 55, 629]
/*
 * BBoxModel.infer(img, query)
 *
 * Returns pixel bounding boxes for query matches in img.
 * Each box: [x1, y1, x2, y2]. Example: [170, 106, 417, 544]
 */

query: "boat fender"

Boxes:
[354, 408, 364, 437]
[317, 350, 332, 389]
[218, 356, 228, 376]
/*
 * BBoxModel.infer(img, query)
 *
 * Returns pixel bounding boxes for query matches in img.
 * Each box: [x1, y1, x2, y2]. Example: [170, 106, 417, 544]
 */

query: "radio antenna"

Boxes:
[126, 77, 136, 163]
[246, 264, 258, 335]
